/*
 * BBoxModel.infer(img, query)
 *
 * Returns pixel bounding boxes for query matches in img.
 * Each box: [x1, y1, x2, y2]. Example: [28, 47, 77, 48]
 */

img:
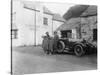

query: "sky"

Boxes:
[43, 2, 76, 16]
[13, 0, 76, 16]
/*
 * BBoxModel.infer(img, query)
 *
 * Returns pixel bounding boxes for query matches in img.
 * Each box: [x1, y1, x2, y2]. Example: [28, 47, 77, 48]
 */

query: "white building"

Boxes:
[12, 0, 65, 47]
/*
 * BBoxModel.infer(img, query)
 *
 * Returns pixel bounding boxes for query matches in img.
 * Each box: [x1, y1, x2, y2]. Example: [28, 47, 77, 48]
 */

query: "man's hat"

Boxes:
[54, 31, 57, 34]
[45, 32, 49, 34]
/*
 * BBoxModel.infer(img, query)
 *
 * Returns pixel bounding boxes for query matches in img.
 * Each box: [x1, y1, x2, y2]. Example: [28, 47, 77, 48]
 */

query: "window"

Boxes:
[93, 29, 97, 41]
[43, 17, 48, 25]
[11, 29, 18, 39]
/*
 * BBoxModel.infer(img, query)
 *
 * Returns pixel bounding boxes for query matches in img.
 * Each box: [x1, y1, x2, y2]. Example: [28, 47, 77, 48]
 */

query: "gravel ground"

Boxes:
[12, 46, 97, 75]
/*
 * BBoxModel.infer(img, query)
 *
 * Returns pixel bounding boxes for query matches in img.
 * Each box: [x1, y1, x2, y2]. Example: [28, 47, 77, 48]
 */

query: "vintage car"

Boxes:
[42, 36, 97, 57]
[57, 38, 97, 56]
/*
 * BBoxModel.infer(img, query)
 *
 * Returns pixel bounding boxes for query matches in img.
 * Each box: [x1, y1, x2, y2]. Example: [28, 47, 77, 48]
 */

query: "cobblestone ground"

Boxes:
[12, 46, 97, 75]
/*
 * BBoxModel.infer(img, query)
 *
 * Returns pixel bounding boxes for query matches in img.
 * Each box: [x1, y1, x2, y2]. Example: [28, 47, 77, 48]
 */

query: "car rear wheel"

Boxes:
[57, 41, 65, 52]
[74, 45, 85, 56]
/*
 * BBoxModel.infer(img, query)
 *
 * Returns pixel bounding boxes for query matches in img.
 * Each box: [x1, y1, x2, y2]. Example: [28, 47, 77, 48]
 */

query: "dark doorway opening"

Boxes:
[61, 30, 72, 38]
[93, 29, 97, 41]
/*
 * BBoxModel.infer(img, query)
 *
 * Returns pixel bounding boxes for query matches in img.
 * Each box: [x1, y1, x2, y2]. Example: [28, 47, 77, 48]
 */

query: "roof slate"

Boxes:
[63, 5, 89, 20]
[63, 5, 97, 20]
[56, 18, 80, 31]
[81, 5, 97, 17]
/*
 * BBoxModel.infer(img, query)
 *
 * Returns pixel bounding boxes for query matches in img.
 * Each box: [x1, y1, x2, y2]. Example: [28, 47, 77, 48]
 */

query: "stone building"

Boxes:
[80, 6, 97, 43]
[57, 5, 97, 46]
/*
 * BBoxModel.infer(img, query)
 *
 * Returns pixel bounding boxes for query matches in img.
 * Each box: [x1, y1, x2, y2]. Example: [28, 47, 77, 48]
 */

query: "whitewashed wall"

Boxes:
[36, 13, 53, 45]
[12, 0, 26, 46]
[12, 0, 53, 46]
[12, 1, 37, 46]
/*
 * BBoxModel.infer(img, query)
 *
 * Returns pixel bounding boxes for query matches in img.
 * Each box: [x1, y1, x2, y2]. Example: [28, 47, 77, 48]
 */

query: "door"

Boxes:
[93, 29, 97, 41]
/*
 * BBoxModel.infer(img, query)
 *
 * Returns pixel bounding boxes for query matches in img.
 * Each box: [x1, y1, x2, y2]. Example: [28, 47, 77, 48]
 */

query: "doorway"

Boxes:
[93, 29, 97, 41]
[61, 30, 72, 38]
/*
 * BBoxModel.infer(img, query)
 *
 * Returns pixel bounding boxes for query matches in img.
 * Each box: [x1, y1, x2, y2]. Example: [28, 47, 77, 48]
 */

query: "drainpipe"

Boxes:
[34, 7, 36, 46]
[79, 17, 82, 39]
[52, 17, 53, 35]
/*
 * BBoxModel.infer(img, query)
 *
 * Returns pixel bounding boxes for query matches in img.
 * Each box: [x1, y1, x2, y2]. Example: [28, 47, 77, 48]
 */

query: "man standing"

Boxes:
[53, 31, 59, 52]
[42, 32, 51, 54]
[45, 32, 50, 38]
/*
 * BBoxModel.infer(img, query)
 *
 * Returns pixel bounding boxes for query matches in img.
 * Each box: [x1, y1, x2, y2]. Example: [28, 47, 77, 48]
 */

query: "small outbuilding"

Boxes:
[57, 5, 97, 46]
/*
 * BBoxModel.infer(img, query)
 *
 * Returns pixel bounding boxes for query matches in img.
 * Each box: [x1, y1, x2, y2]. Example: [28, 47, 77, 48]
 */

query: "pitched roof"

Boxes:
[23, 1, 53, 15]
[63, 5, 97, 20]
[56, 18, 81, 31]
[43, 6, 53, 15]
[63, 5, 89, 20]
[57, 5, 97, 31]
[81, 5, 97, 17]
[53, 13, 65, 22]
[23, 1, 37, 10]
[56, 23, 75, 31]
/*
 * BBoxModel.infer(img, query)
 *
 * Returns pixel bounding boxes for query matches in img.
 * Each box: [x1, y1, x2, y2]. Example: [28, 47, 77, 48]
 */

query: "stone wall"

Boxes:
[81, 16, 97, 42]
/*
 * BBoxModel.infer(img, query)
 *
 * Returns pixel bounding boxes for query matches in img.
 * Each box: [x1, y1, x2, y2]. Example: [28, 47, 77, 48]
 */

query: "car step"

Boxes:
[65, 47, 70, 50]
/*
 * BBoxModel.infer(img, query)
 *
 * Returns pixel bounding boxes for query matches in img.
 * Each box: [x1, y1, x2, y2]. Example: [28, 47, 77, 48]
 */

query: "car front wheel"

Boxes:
[57, 41, 65, 53]
[74, 45, 85, 56]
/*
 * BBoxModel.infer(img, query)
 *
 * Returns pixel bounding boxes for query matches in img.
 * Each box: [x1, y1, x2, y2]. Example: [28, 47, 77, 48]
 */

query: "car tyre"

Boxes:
[57, 41, 65, 53]
[74, 45, 85, 56]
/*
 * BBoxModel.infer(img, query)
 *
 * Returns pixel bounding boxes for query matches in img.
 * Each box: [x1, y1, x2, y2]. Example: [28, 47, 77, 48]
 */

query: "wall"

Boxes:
[64, 18, 81, 39]
[81, 16, 97, 42]
[36, 13, 53, 45]
[12, 0, 53, 46]
[12, 1, 37, 46]
[12, 0, 27, 46]
[62, 16, 97, 41]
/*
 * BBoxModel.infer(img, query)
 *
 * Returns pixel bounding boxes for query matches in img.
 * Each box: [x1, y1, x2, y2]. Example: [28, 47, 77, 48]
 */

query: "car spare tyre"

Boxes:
[74, 45, 85, 56]
[57, 41, 65, 52]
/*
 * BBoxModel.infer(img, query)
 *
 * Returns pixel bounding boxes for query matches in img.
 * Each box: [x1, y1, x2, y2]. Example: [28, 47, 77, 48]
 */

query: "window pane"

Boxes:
[43, 17, 48, 25]
[11, 29, 18, 39]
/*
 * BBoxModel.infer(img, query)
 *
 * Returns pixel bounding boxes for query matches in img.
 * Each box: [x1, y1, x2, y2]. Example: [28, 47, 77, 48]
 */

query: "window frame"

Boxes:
[11, 29, 18, 39]
[43, 17, 48, 25]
